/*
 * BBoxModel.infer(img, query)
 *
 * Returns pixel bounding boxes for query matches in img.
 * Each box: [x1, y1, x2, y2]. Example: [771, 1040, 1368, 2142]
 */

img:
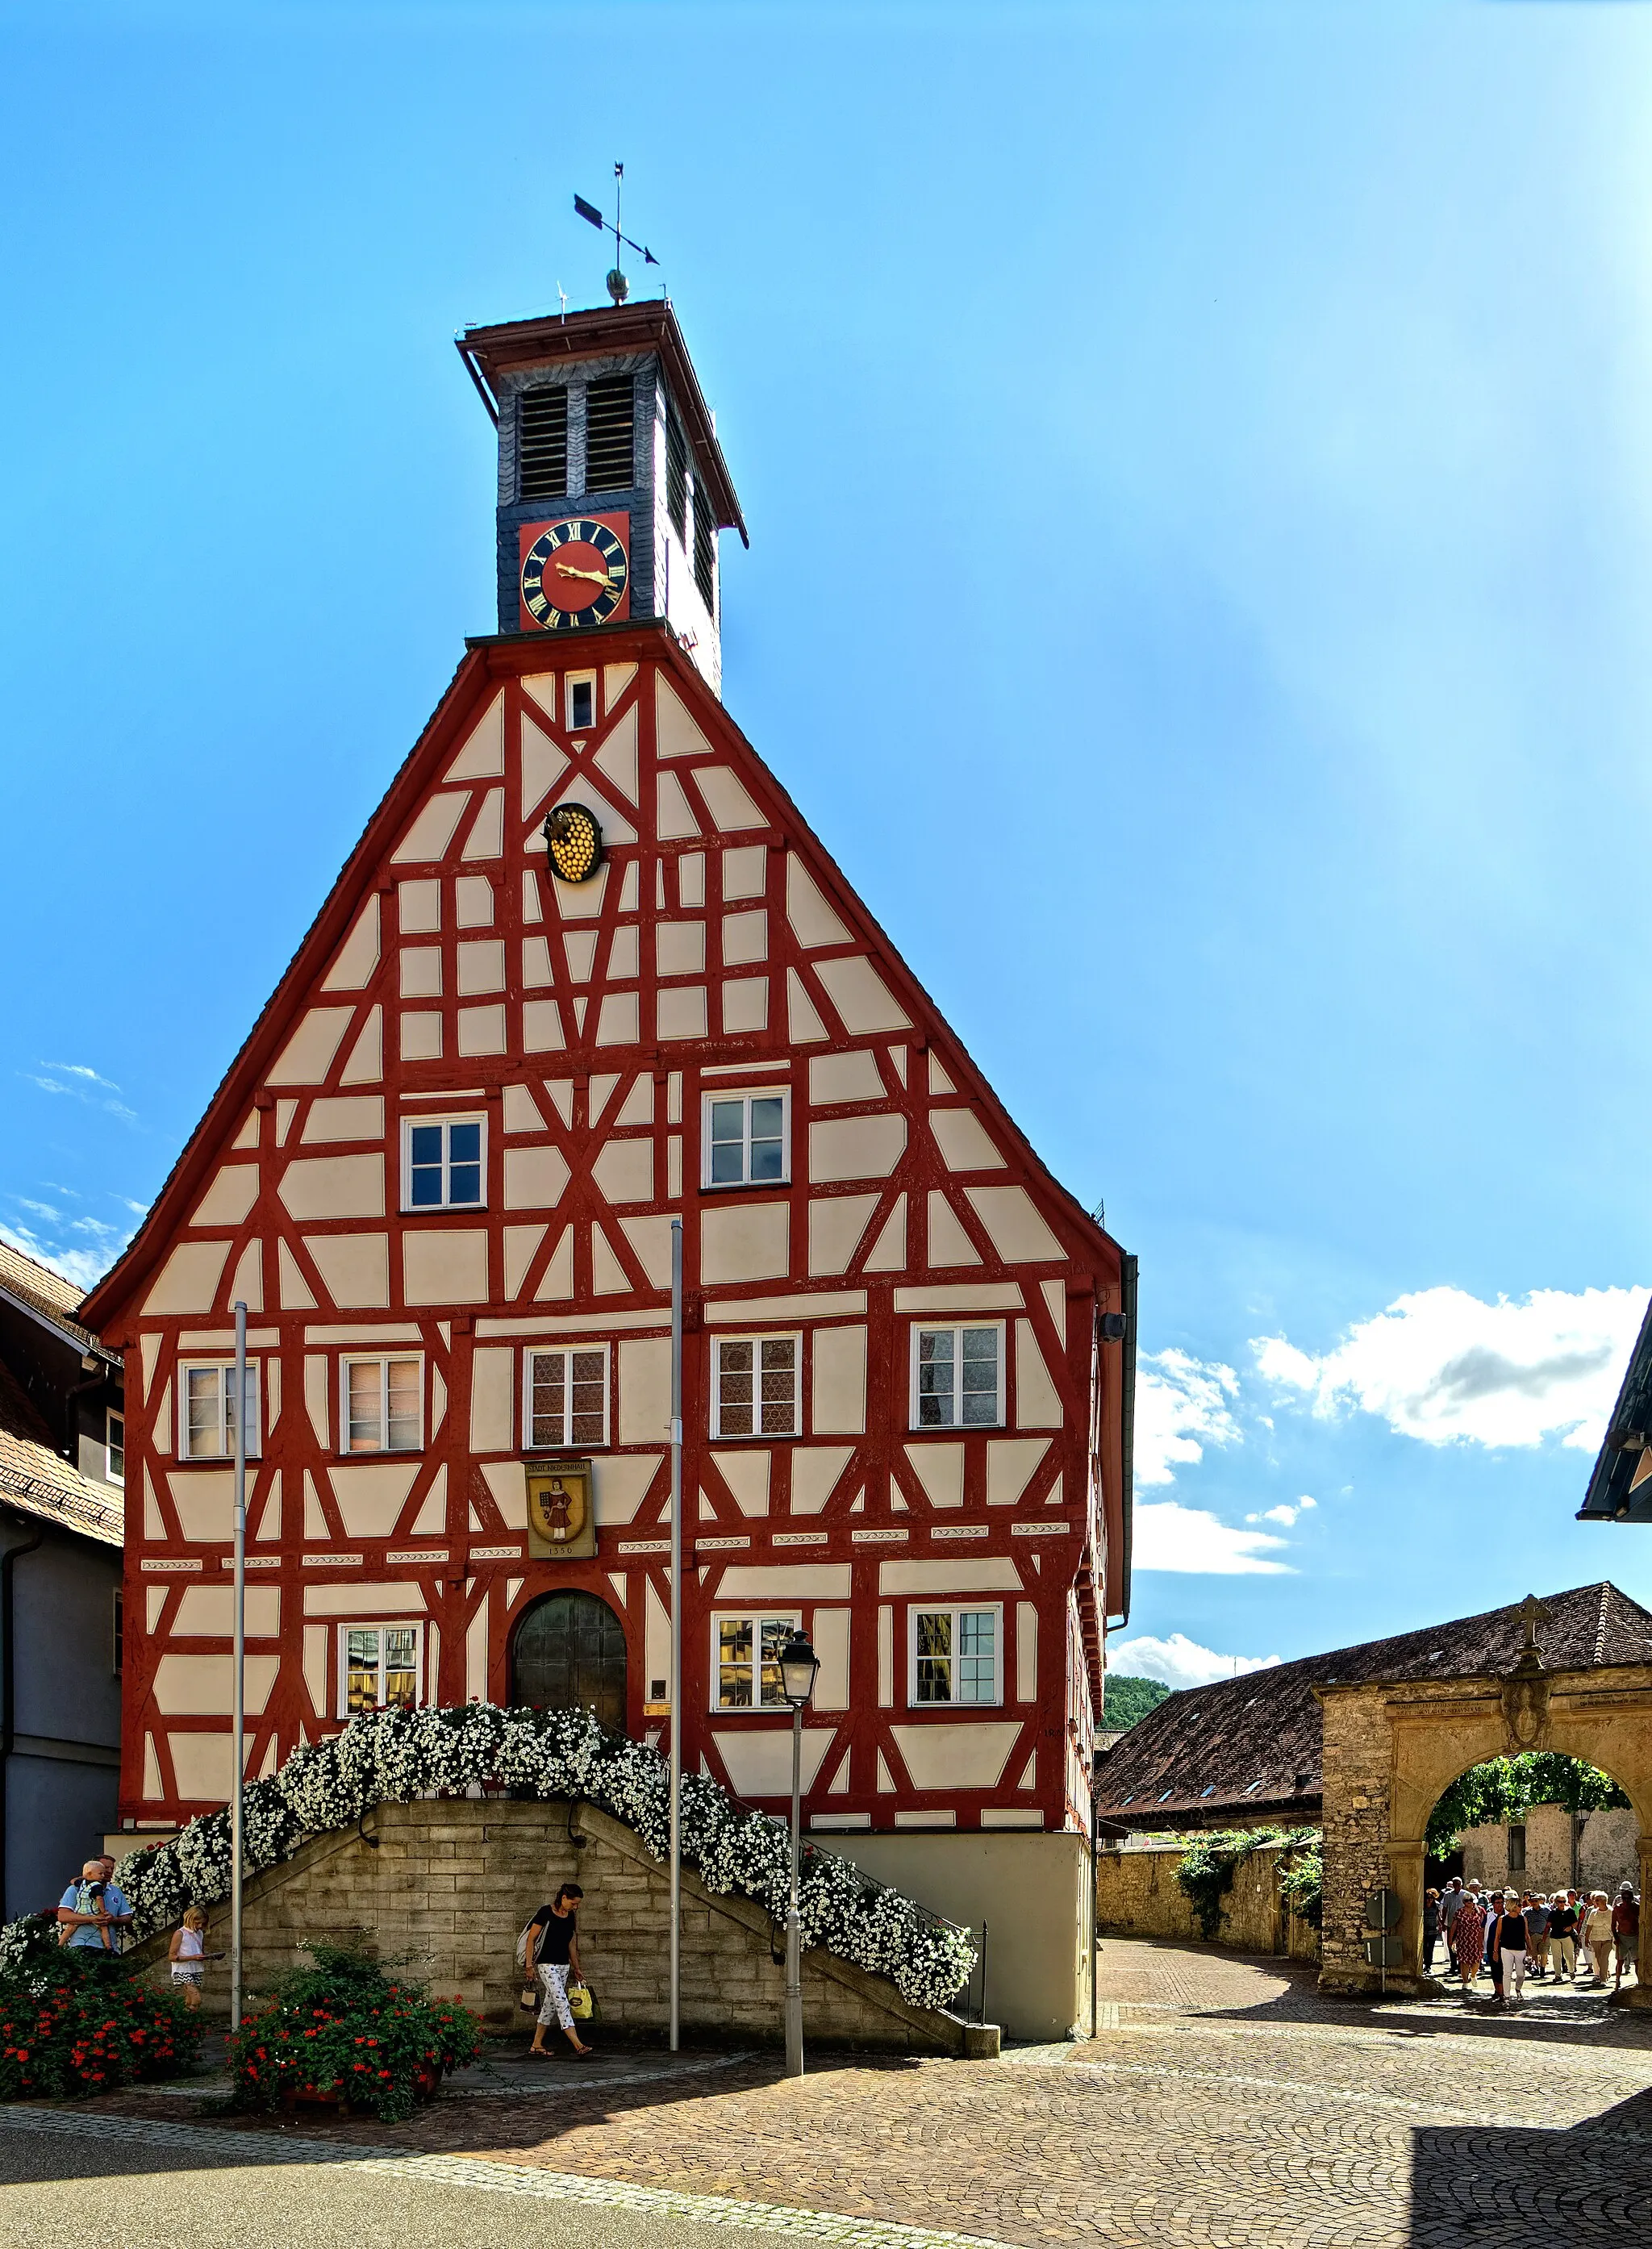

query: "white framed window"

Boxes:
[342, 1357, 423, 1454]
[340, 1623, 423, 1717]
[524, 1343, 610, 1450]
[178, 1362, 262, 1461]
[565, 671, 597, 731]
[713, 1613, 800, 1710]
[909, 1605, 1002, 1707]
[403, 1115, 486, 1210]
[911, 1324, 1003, 1429]
[106, 1408, 125, 1483]
[711, 1333, 799, 1439]
[702, 1088, 788, 1189]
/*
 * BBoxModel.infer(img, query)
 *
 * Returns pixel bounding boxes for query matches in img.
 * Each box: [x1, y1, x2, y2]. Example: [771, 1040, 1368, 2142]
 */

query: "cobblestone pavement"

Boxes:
[28, 1939, 1652, 2247]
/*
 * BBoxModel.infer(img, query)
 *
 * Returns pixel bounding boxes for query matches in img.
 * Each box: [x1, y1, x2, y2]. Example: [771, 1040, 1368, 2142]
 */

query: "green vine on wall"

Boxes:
[1174, 1826, 1322, 1939]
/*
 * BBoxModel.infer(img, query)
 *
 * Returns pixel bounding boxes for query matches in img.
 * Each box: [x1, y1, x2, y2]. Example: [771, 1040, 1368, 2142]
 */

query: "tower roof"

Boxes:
[458, 301, 748, 545]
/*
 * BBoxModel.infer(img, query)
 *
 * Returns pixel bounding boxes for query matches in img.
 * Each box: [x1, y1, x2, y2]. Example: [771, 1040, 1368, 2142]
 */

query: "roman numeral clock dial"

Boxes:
[520, 517, 630, 629]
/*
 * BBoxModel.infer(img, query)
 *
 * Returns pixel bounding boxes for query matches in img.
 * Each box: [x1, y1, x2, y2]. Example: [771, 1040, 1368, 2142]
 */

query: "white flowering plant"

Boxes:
[11, 1706, 977, 2016]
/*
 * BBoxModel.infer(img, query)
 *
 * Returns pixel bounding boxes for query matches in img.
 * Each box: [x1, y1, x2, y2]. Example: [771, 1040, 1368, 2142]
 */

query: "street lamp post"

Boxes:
[777, 1627, 820, 2079]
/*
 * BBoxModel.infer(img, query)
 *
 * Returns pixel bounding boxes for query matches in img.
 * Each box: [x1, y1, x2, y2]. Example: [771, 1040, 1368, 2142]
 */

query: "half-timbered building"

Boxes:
[82, 300, 1135, 2031]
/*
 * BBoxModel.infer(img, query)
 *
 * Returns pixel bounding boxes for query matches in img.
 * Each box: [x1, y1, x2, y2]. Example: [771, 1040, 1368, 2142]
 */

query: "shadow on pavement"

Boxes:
[1408, 2086, 1652, 2246]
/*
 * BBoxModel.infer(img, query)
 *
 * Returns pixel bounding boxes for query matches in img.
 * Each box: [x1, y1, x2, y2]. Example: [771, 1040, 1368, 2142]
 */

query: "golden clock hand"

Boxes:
[554, 562, 615, 590]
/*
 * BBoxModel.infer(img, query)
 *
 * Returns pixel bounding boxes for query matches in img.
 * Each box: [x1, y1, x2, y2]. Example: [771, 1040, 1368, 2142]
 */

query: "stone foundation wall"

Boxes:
[1458, 1805, 1641, 1897]
[1095, 1841, 1319, 1962]
[127, 1797, 991, 2056]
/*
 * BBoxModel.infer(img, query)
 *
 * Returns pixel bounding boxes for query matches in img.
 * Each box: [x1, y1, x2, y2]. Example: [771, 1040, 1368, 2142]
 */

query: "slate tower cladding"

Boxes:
[83, 303, 1133, 2034]
[458, 303, 747, 699]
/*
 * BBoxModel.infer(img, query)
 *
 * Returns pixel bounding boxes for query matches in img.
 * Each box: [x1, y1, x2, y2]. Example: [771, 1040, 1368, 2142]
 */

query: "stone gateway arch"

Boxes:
[1316, 1589, 1652, 1999]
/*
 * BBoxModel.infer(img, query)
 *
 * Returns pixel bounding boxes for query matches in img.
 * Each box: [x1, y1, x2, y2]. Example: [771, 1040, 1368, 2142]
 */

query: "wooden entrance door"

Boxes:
[510, 1591, 628, 1731]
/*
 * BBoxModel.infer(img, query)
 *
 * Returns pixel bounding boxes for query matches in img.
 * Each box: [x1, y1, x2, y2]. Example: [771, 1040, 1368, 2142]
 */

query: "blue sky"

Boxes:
[6, 1, 1652, 1685]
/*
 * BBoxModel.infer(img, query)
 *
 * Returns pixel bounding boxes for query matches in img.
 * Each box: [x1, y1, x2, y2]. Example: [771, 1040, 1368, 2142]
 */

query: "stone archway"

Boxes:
[510, 1590, 628, 1732]
[1316, 1654, 1652, 1999]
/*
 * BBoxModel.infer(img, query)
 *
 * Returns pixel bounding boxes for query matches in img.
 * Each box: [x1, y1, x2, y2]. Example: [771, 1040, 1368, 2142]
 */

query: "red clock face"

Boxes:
[519, 514, 631, 631]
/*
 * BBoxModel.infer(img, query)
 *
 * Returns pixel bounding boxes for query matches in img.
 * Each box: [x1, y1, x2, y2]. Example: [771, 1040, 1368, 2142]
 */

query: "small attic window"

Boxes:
[1199, 1785, 1216, 1799]
[519, 386, 569, 503]
[1121, 1794, 1136, 1807]
[1245, 1780, 1266, 1796]
[1157, 1788, 1174, 1804]
[585, 374, 636, 490]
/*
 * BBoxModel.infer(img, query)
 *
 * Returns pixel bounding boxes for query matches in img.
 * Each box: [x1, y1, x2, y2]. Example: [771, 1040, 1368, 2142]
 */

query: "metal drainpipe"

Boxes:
[0, 1513, 47, 1921]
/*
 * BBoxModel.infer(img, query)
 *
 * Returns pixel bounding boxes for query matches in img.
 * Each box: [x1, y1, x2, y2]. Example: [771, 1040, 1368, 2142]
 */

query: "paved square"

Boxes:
[21, 1941, 1652, 2246]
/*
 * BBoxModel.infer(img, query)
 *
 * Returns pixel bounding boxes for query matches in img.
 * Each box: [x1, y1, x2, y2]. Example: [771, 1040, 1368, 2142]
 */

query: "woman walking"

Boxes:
[1549, 1892, 1578, 1983]
[1454, 1889, 1486, 2000]
[1422, 1889, 1440, 1976]
[526, 1882, 593, 2059]
[1581, 1891, 1613, 1981]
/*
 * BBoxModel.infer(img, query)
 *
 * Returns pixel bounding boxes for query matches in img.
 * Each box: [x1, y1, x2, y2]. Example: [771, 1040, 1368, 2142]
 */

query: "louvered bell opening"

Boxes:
[584, 375, 636, 491]
[518, 386, 569, 503]
[693, 483, 716, 609]
[665, 407, 688, 540]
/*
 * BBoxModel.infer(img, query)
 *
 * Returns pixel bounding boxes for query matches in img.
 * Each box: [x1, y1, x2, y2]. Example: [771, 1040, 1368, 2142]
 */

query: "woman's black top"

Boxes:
[1423, 1903, 1438, 1938]
[532, 1906, 577, 1967]
[1552, 1905, 1577, 1938]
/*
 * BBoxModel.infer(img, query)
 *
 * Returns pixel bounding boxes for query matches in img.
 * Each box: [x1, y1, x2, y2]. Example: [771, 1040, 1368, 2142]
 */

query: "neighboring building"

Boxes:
[80, 299, 1135, 2032]
[1579, 1293, 1652, 1524]
[1458, 1802, 1640, 1898]
[1094, 1582, 1652, 1833]
[0, 1240, 125, 1917]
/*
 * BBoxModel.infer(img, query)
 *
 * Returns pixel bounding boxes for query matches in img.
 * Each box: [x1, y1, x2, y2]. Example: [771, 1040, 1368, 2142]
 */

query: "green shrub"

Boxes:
[227, 1941, 484, 2124]
[1175, 1827, 1322, 1939]
[1274, 1835, 1323, 1930]
[0, 1923, 206, 2100]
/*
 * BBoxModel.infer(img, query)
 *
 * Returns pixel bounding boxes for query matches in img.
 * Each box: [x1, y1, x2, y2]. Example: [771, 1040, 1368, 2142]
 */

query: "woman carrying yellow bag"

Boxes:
[526, 1883, 595, 2059]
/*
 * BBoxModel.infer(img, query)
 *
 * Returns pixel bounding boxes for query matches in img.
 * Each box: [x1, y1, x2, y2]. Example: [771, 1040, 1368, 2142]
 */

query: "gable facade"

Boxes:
[85, 627, 1129, 1850]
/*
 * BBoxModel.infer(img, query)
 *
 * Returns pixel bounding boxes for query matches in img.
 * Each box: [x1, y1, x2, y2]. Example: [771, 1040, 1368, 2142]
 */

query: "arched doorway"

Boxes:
[510, 1591, 628, 1731]
[1318, 1662, 1652, 1996]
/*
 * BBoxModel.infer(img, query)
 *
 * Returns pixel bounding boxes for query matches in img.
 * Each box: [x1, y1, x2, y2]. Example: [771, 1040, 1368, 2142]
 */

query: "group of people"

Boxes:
[1423, 1876, 1640, 2004]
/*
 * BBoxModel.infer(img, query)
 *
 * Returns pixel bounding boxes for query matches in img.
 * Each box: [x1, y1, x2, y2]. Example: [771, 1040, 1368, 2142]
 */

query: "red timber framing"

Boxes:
[83, 623, 1129, 1839]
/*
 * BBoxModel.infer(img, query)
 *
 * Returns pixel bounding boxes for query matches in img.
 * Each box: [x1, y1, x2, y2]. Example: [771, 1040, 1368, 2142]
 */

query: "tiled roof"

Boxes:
[1095, 1583, 1652, 1830]
[0, 1237, 106, 1357]
[0, 1357, 123, 1548]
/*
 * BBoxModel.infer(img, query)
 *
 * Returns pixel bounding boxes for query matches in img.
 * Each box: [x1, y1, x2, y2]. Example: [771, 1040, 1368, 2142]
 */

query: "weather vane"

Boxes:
[574, 162, 659, 306]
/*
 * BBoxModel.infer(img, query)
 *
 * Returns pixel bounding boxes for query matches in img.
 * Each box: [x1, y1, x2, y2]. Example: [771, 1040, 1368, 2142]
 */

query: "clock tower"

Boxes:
[458, 303, 746, 698]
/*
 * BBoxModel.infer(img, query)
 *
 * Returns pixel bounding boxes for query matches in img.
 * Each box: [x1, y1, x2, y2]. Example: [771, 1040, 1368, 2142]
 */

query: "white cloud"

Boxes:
[1108, 1631, 1283, 1693]
[1245, 1495, 1317, 1528]
[20, 1061, 137, 1124]
[1133, 1499, 1293, 1575]
[1134, 1348, 1241, 1487]
[1254, 1285, 1648, 1452]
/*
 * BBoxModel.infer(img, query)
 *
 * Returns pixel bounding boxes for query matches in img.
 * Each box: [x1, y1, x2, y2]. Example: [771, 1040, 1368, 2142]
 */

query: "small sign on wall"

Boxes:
[526, 1459, 597, 1558]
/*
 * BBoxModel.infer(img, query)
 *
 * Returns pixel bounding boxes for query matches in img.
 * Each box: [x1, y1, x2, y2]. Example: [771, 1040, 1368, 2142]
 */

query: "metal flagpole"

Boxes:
[230, 1301, 248, 2035]
[668, 1219, 684, 2052]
